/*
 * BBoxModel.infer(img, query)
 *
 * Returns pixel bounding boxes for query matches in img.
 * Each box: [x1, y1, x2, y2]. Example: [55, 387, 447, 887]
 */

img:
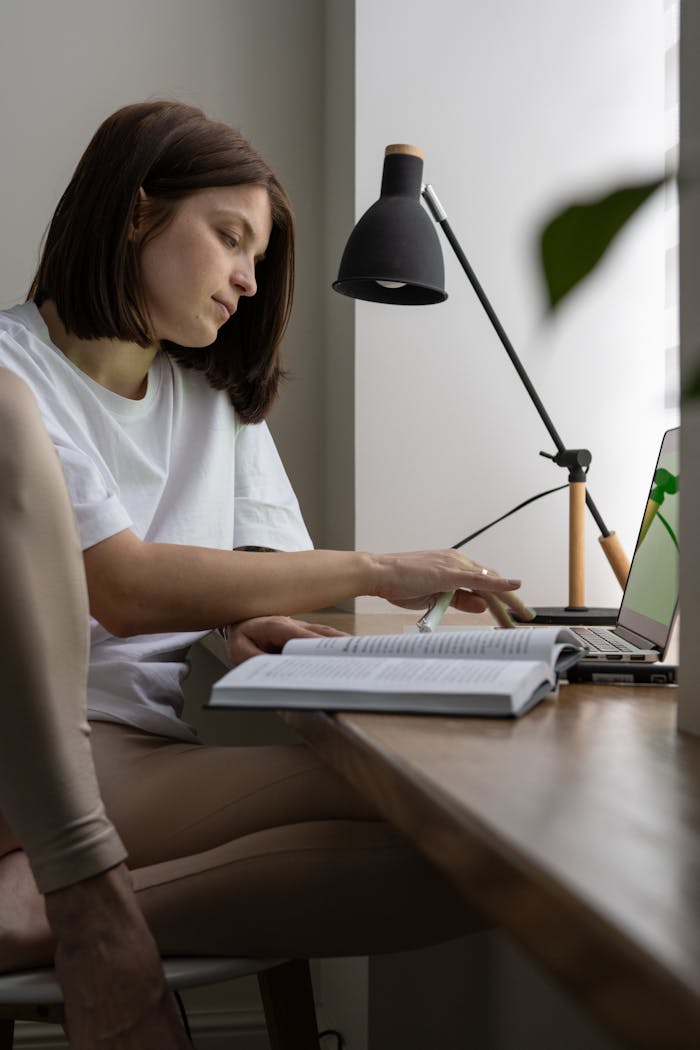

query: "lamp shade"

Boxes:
[333, 144, 447, 305]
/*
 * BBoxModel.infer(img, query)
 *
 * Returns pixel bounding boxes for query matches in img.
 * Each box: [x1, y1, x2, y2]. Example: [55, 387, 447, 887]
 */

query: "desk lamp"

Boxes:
[333, 144, 630, 624]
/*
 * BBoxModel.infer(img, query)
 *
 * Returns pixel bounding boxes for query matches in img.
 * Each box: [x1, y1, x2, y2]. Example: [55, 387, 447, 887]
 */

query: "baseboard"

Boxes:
[13, 1008, 270, 1049]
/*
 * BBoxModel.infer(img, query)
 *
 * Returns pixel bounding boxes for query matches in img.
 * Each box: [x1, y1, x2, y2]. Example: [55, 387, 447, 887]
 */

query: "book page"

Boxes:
[284, 626, 579, 664]
[215, 654, 552, 695]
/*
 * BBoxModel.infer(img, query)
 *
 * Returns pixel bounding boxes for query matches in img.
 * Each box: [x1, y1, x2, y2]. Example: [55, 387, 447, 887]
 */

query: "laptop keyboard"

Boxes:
[572, 627, 639, 654]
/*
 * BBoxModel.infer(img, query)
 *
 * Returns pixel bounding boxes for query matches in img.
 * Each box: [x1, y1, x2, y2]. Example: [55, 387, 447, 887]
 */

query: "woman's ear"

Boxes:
[128, 187, 149, 242]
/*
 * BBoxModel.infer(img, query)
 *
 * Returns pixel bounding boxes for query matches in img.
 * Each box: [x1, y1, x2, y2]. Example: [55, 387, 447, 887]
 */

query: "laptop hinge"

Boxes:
[615, 624, 661, 652]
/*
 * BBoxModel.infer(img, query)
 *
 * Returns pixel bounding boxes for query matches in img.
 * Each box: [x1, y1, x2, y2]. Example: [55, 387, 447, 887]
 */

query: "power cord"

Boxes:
[173, 990, 193, 1043]
[451, 483, 568, 550]
[173, 994, 343, 1049]
[319, 1029, 345, 1049]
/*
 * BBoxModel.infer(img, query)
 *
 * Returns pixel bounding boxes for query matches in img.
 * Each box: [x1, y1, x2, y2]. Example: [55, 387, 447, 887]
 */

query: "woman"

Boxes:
[0, 101, 528, 972]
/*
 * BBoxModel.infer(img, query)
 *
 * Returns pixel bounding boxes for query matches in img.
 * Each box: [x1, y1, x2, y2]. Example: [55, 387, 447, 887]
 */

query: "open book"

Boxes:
[208, 626, 584, 719]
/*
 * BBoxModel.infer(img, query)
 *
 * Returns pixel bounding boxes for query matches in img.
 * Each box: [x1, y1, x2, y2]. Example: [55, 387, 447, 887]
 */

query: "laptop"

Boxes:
[573, 427, 679, 663]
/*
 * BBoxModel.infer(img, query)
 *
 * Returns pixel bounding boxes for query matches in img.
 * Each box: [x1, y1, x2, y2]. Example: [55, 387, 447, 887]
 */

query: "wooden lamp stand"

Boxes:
[531, 450, 631, 625]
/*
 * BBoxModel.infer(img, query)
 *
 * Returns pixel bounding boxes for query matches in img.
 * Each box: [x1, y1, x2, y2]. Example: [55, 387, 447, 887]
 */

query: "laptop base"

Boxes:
[523, 606, 619, 626]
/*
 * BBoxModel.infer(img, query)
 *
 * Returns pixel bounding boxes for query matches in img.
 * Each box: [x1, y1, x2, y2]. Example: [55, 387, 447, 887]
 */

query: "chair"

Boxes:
[0, 955, 321, 1048]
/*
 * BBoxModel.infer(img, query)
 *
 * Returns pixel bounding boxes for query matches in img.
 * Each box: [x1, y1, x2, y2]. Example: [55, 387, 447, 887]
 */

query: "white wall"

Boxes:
[0, 0, 326, 543]
[351, 0, 673, 611]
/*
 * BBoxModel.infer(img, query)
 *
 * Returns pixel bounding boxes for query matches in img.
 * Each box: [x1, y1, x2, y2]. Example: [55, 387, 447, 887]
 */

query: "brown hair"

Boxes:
[29, 100, 294, 423]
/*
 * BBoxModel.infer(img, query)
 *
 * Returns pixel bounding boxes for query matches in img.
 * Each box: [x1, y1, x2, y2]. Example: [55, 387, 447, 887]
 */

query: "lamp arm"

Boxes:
[422, 182, 614, 543]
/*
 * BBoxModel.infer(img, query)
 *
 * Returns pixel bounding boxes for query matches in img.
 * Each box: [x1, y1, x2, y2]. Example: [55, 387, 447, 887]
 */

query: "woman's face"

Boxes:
[139, 183, 273, 347]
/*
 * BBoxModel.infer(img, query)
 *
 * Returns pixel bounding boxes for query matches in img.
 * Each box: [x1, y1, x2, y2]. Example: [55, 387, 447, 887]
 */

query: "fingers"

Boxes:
[374, 550, 522, 605]
[226, 631, 266, 664]
[465, 573, 535, 627]
[467, 580, 535, 628]
[459, 567, 522, 592]
[225, 616, 293, 664]
[453, 557, 522, 594]
[389, 597, 439, 611]
[448, 557, 534, 628]
[495, 588, 536, 622]
[268, 620, 348, 644]
[469, 574, 535, 622]
[300, 622, 350, 637]
[446, 585, 534, 628]
[447, 590, 488, 615]
[478, 592, 517, 628]
[455, 558, 536, 623]
[226, 617, 350, 666]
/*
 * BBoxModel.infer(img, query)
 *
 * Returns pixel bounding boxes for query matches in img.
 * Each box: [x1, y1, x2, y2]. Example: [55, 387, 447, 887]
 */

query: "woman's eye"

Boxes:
[221, 233, 239, 249]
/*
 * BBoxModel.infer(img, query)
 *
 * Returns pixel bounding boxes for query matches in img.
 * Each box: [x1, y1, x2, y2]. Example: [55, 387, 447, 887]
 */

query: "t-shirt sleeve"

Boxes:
[54, 437, 133, 550]
[233, 421, 313, 551]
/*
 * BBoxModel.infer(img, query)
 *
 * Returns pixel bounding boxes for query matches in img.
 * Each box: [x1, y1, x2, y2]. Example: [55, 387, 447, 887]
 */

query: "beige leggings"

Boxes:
[89, 724, 481, 957]
[0, 368, 481, 955]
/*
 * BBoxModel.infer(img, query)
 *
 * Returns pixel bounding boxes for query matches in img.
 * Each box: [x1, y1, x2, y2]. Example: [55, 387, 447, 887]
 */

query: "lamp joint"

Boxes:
[422, 184, 447, 222]
[540, 448, 591, 483]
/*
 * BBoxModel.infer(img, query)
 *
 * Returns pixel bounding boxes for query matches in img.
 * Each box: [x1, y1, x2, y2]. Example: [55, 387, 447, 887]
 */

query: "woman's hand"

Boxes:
[47, 862, 192, 1048]
[223, 616, 349, 666]
[370, 550, 534, 625]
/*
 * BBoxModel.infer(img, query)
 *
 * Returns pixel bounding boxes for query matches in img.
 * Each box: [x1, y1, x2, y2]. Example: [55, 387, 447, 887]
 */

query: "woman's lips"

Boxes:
[213, 299, 233, 322]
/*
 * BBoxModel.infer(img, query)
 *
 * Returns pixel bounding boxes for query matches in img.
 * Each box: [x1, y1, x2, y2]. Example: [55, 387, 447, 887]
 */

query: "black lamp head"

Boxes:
[333, 144, 447, 305]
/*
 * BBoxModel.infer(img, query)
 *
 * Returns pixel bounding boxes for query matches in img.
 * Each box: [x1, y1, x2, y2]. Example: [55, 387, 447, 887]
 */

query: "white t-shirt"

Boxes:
[0, 302, 313, 741]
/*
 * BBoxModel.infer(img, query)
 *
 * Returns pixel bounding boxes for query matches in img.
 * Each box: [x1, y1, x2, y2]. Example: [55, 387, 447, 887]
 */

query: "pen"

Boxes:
[416, 591, 454, 633]
[417, 566, 490, 632]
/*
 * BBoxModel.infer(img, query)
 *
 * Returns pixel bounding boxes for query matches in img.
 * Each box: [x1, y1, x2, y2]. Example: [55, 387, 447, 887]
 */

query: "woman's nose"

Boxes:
[231, 260, 257, 297]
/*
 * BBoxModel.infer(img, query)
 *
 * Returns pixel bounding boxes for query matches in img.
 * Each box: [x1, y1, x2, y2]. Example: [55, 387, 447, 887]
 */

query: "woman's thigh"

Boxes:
[131, 817, 482, 958]
[90, 722, 486, 957]
[90, 722, 380, 868]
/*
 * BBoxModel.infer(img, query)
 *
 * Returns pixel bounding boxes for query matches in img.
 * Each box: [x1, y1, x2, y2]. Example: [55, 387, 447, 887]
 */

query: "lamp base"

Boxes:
[524, 606, 619, 626]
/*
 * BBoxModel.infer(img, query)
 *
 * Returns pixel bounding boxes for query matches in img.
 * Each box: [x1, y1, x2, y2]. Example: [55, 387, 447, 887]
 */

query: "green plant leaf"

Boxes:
[540, 178, 666, 310]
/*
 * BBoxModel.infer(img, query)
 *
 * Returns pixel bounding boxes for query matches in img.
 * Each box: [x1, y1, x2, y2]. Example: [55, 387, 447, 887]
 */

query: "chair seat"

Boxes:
[0, 956, 286, 1005]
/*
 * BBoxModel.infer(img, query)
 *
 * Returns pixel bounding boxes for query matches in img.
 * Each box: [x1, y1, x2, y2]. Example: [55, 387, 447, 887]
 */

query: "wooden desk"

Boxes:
[286, 613, 700, 1049]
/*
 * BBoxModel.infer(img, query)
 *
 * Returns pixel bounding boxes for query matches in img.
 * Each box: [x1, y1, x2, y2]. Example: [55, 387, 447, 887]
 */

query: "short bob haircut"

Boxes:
[29, 100, 294, 424]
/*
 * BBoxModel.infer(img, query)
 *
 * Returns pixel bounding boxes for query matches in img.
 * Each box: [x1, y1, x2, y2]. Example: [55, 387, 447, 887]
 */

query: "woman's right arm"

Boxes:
[83, 528, 523, 636]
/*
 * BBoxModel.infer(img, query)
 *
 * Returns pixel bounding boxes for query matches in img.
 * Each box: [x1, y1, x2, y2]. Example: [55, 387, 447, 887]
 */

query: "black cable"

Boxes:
[435, 210, 612, 539]
[451, 483, 569, 550]
[174, 994, 343, 1047]
[173, 990, 193, 1043]
[319, 1029, 345, 1049]
[173, 993, 343, 1047]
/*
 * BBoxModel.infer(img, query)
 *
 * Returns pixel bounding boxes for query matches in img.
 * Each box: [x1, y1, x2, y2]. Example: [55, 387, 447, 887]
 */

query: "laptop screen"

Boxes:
[617, 427, 679, 648]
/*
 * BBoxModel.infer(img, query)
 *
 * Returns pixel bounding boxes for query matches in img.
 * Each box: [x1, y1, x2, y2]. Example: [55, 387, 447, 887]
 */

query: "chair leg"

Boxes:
[0, 1019, 14, 1050]
[258, 959, 320, 1050]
